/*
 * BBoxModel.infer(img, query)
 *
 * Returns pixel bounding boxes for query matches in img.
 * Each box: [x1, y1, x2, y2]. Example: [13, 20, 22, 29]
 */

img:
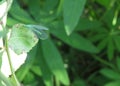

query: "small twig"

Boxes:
[1, 21, 20, 86]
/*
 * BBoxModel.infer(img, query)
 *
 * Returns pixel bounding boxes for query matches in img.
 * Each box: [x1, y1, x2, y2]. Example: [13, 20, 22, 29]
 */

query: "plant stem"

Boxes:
[5, 37, 20, 86]
[0, 1, 20, 86]
[1, 23, 20, 86]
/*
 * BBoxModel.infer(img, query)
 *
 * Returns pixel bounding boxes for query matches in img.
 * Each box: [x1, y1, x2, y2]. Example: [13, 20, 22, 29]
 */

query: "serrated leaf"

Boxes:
[8, 24, 38, 55]
[63, 0, 86, 35]
[41, 39, 70, 85]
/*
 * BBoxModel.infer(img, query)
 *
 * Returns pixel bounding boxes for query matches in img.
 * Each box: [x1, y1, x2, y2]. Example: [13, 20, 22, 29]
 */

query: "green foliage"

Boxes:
[42, 39, 69, 85]
[63, 0, 86, 35]
[0, 0, 120, 86]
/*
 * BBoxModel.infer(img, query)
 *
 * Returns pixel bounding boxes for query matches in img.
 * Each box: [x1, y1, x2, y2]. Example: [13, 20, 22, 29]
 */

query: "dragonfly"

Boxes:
[25, 24, 49, 40]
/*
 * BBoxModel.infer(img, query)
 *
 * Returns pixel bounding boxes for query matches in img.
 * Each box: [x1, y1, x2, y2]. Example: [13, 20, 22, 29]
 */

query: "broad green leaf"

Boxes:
[51, 21, 98, 53]
[16, 46, 37, 81]
[100, 68, 120, 80]
[105, 81, 120, 86]
[63, 0, 86, 35]
[41, 39, 70, 85]
[7, 17, 19, 27]
[8, 24, 38, 55]
[9, 1, 35, 24]
[36, 42, 53, 86]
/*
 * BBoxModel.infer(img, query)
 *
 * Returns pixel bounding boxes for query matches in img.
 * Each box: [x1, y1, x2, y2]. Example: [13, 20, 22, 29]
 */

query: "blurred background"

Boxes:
[4, 0, 120, 86]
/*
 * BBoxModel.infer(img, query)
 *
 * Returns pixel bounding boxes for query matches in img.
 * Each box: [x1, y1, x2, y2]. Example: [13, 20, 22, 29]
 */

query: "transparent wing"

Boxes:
[25, 25, 49, 40]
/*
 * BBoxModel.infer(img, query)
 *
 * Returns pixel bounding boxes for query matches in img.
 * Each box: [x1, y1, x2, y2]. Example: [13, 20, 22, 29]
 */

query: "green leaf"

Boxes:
[31, 66, 42, 77]
[41, 38, 70, 85]
[8, 24, 38, 55]
[27, 0, 58, 23]
[105, 81, 120, 86]
[107, 38, 114, 60]
[9, 1, 35, 24]
[51, 21, 98, 53]
[100, 68, 120, 80]
[7, 17, 19, 27]
[96, 0, 115, 9]
[63, 0, 86, 35]
[72, 78, 86, 86]
[36, 42, 53, 86]
[97, 38, 108, 52]
[75, 18, 102, 31]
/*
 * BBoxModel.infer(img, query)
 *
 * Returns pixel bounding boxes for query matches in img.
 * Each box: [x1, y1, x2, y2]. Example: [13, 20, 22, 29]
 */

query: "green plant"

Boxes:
[0, 0, 120, 86]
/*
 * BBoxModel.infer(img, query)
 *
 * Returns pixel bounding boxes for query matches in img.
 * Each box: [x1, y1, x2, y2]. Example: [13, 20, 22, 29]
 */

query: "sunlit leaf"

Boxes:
[42, 39, 70, 85]
[63, 0, 86, 35]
